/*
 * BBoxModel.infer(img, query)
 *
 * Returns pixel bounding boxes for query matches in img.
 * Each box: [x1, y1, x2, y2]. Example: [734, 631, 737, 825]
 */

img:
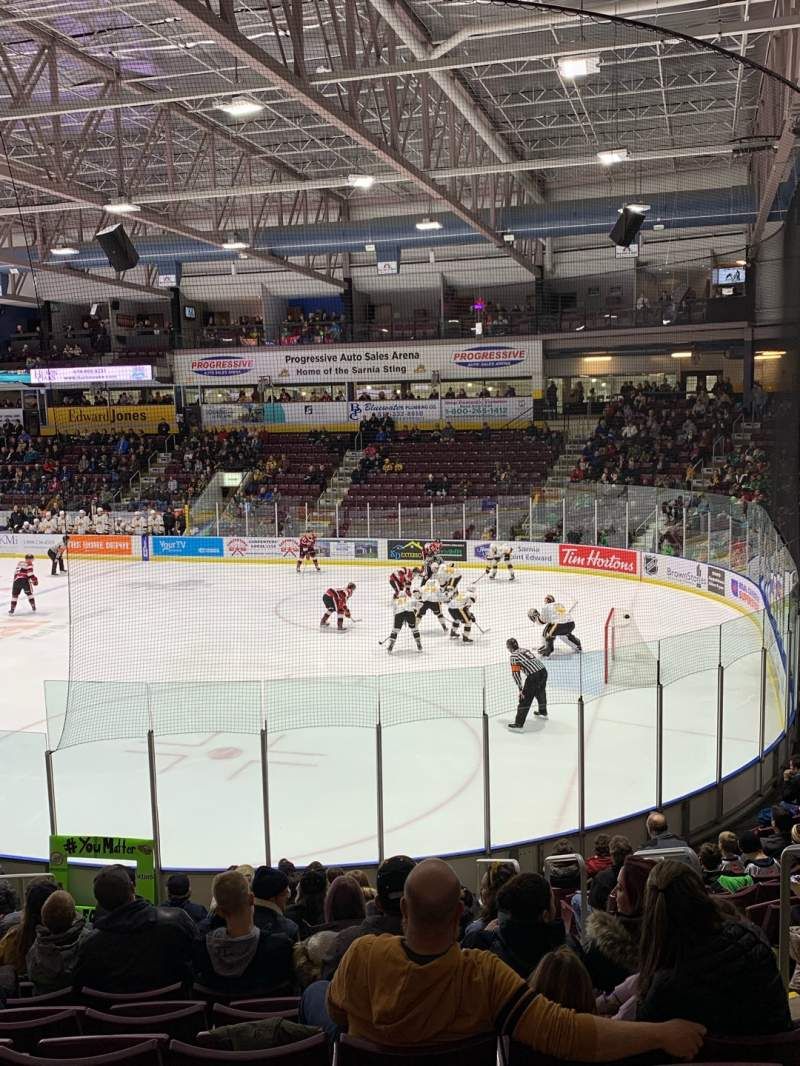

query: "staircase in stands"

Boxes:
[307, 448, 363, 532]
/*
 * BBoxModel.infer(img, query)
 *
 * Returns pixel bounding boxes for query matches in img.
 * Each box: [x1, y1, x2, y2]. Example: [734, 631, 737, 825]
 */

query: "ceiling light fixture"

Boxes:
[652, 222, 665, 231]
[583, 355, 611, 363]
[215, 95, 264, 118]
[415, 218, 443, 231]
[105, 200, 141, 215]
[347, 174, 375, 189]
[558, 55, 600, 79]
[597, 148, 628, 166]
[222, 232, 249, 251]
[670, 351, 693, 359]
[755, 350, 785, 360]
[364, 243, 376, 253]
[51, 246, 79, 256]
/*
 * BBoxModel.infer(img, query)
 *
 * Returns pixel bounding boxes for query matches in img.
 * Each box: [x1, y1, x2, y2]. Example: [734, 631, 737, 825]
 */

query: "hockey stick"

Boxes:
[473, 620, 491, 635]
[378, 633, 394, 646]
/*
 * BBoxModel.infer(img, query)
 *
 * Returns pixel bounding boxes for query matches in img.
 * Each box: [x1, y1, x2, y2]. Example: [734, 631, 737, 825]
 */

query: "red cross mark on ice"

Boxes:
[123, 731, 325, 781]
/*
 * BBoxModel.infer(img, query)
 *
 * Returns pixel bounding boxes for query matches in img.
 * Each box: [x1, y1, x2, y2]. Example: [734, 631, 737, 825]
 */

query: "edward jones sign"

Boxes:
[559, 543, 639, 577]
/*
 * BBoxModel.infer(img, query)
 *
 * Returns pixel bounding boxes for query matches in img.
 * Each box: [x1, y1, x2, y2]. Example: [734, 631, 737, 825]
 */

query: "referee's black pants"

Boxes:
[514, 669, 548, 727]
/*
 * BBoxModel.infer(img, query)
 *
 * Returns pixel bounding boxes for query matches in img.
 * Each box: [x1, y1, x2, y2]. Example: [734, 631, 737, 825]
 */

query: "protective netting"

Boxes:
[605, 609, 659, 690]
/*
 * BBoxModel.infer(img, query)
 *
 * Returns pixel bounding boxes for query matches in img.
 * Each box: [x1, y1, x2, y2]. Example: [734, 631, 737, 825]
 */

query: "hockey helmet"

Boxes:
[544, 594, 555, 603]
[347, 582, 356, 590]
[527, 607, 540, 622]
[24, 553, 34, 560]
[429, 561, 440, 573]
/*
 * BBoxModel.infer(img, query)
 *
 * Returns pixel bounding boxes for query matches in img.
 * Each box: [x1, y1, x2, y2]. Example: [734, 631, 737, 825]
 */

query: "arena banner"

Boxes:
[0, 407, 23, 426]
[48, 404, 177, 435]
[201, 401, 349, 427]
[31, 366, 154, 385]
[726, 572, 764, 613]
[558, 543, 639, 577]
[641, 552, 708, 591]
[0, 531, 63, 557]
[471, 541, 558, 566]
[152, 536, 224, 559]
[175, 339, 543, 387]
[223, 535, 379, 560]
[49, 835, 156, 903]
[387, 538, 467, 563]
[348, 399, 439, 423]
[321, 538, 379, 560]
[67, 534, 133, 557]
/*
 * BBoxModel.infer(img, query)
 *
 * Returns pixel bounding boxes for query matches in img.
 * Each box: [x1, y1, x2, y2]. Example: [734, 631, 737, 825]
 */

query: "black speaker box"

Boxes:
[609, 206, 646, 248]
[95, 223, 139, 271]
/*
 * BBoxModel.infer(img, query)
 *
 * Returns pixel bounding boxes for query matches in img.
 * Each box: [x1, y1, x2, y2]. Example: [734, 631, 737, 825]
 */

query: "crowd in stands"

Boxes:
[280, 310, 345, 345]
[570, 377, 768, 504]
[1, 797, 798, 1058]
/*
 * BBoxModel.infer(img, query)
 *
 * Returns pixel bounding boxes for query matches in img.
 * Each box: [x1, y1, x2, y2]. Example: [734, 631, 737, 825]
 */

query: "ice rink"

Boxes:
[0, 557, 783, 868]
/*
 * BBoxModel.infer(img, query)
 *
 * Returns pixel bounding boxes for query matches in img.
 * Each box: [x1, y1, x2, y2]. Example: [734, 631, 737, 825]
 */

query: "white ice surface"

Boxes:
[0, 560, 783, 867]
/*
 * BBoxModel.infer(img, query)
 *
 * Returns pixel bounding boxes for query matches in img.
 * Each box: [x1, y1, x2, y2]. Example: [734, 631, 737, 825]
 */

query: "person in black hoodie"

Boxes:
[74, 866, 195, 992]
[462, 873, 575, 978]
[251, 866, 299, 942]
[163, 874, 208, 925]
[762, 806, 794, 859]
[193, 870, 294, 996]
[589, 836, 633, 913]
[635, 860, 791, 1035]
[26, 890, 91, 994]
[285, 866, 327, 939]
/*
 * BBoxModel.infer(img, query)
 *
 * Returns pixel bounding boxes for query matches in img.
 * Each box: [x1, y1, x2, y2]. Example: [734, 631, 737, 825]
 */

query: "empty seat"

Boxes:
[337, 1034, 498, 1066]
[0, 1041, 163, 1066]
[81, 985, 184, 1010]
[85, 1005, 205, 1042]
[168, 1033, 329, 1064]
[0, 1010, 83, 1054]
[35, 1035, 169, 1060]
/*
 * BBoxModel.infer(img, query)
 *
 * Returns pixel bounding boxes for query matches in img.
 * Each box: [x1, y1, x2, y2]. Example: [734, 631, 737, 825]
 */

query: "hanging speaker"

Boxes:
[609, 205, 647, 248]
[95, 223, 139, 271]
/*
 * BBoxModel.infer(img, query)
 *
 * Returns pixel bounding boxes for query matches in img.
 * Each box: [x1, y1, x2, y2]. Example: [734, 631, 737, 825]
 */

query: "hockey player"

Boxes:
[421, 540, 443, 580]
[94, 507, 109, 534]
[47, 536, 67, 576]
[321, 582, 356, 630]
[9, 554, 37, 615]
[506, 637, 548, 730]
[415, 577, 449, 633]
[485, 542, 515, 581]
[297, 531, 321, 573]
[389, 566, 413, 598]
[437, 562, 463, 594]
[75, 509, 91, 534]
[448, 586, 477, 644]
[528, 595, 582, 657]
[385, 590, 422, 654]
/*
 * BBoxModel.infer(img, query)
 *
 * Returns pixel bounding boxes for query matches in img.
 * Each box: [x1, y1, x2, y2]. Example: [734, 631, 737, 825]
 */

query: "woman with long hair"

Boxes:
[529, 947, 596, 1014]
[635, 860, 790, 1034]
[0, 877, 58, 978]
[463, 861, 517, 939]
[582, 855, 652, 993]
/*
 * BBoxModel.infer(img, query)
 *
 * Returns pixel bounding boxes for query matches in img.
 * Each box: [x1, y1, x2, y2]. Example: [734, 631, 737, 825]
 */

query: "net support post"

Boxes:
[482, 675, 491, 855]
[44, 749, 58, 835]
[577, 696, 586, 841]
[274, 502, 279, 536]
[304, 502, 309, 529]
[462, 502, 467, 540]
[495, 503, 500, 540]
[561, 497, 566, 542]
[715, 660, 725, 820]
[529, 496, 533, 539]
[682, 507, 687, 557]
[625, 500, 629, 549]
[656, 653, 664, 809]
[376, 706, 385, 864]
[146, 729, 163, 882]
[430, 501, 434, 540]
[593, 498, 598, 545]
[215, 502, 220, 536]
[367, 502, 371, 540]
[727, 513, 733, 566]
[397, 501, 401, 539]
[707, 512, 712, 562]
[335, 503, 340, 539]
[758, 646, 768, 793]
[260, 726, 272, 867]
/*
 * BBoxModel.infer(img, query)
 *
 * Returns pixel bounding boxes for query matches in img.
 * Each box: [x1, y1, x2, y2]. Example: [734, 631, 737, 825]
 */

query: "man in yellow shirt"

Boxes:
[325, 859, 704, 1061]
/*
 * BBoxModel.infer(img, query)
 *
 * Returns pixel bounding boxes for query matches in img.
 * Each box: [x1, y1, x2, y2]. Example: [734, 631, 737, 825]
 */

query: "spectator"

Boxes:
[463, 873, 572, 978]
[74, 865, 195, 992]
[586, 834, 613, 878]
[319, 858, 705, 1058]
[589, 835, 633, 913]
[163, 873, 208, 924]
[739, 829, 781, 880]
[26, 890, 91, 994]
[318, 875, 366, 933]
[252, 866, 299, 942]
[326, 867, 345, 886]
[697, 843, 752, 894]
[0, 877, 58, 976]
[762, 805, 793, 859]
[583, 855, 652, 993]
[193, 870, 294, 996]
[635, 860, 790, 1034]
[286, 866, 328, 939]
[717, 831, 745, 873]
[529, 947, 596, 1013]
[781, 755, 800, 805]
[0, 881, 20, 938]
[464, 860, 517, 937]
[322, 855, 415, 980]
[548, 840, 581, 893]
[639, 811, 701, 871]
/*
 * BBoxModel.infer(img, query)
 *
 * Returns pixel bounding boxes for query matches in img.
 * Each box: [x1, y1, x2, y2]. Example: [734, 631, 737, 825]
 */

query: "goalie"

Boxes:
[528, 595, 582, 657]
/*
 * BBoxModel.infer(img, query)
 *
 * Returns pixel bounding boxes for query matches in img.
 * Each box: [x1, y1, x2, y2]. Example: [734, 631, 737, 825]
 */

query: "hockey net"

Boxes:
[604, 607, 659, 688]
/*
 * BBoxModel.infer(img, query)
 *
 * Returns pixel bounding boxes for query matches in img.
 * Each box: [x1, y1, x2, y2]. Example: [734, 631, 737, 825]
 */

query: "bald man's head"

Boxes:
[401, 859, 463, 941]
[646, 811, 667, 837]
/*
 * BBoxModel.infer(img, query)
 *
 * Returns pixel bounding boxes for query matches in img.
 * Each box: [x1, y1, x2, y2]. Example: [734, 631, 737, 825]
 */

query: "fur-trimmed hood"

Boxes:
[583, 909, 640, 972]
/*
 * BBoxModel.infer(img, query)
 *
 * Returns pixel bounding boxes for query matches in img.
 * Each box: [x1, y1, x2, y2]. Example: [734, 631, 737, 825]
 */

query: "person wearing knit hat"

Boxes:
[582, 855, 655, 994]
[252, 866, 299, 943]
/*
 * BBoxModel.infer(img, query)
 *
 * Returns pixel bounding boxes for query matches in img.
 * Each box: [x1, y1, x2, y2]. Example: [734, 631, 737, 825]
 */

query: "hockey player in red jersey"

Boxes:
[389, 566, 413, 597]
[321, 582, 356, 630]
[421, 540, 443, 580]
[9, 554, 37, 615]
[297, 531, 321, 573]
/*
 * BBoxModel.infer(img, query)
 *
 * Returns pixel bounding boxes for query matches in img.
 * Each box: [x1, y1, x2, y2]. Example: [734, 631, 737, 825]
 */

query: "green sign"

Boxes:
[49, 835, 157, 903]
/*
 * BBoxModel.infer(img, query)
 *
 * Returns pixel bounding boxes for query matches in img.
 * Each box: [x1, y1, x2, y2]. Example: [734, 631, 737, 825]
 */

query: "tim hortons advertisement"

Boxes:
[558, 543, 639, 577]
[472, 541, 558, 566]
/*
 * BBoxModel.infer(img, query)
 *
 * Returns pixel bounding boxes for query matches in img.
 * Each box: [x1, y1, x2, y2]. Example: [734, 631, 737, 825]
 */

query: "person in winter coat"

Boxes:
[462, 873, 575, 978]
[738, 829, 781, 880]
[582, 856, 654, 993]
[589, 836, 633, 913]
[193, 870, 294, 996]
[585, 835, 613, 879]
[635, 860, 791, 1034]
[0, 877, 58, 978]
[251, 866, 299, 942]
[74, 866, 195, 992]
[26, 891, 91, 994]
[163, 874, 208, 925]
[463, 860, 517, 939]
[285, 866, 328, 939]
[698, 844, 752, 895]
[548, 840, 581, 894]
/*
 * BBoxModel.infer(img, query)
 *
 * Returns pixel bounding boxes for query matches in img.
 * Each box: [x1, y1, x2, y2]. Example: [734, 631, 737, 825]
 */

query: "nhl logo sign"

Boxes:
[643, 554, 658, 577]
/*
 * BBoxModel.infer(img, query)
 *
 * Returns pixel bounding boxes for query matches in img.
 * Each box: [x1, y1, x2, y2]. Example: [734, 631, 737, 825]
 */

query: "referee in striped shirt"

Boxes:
[506, 638, 547, 731]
